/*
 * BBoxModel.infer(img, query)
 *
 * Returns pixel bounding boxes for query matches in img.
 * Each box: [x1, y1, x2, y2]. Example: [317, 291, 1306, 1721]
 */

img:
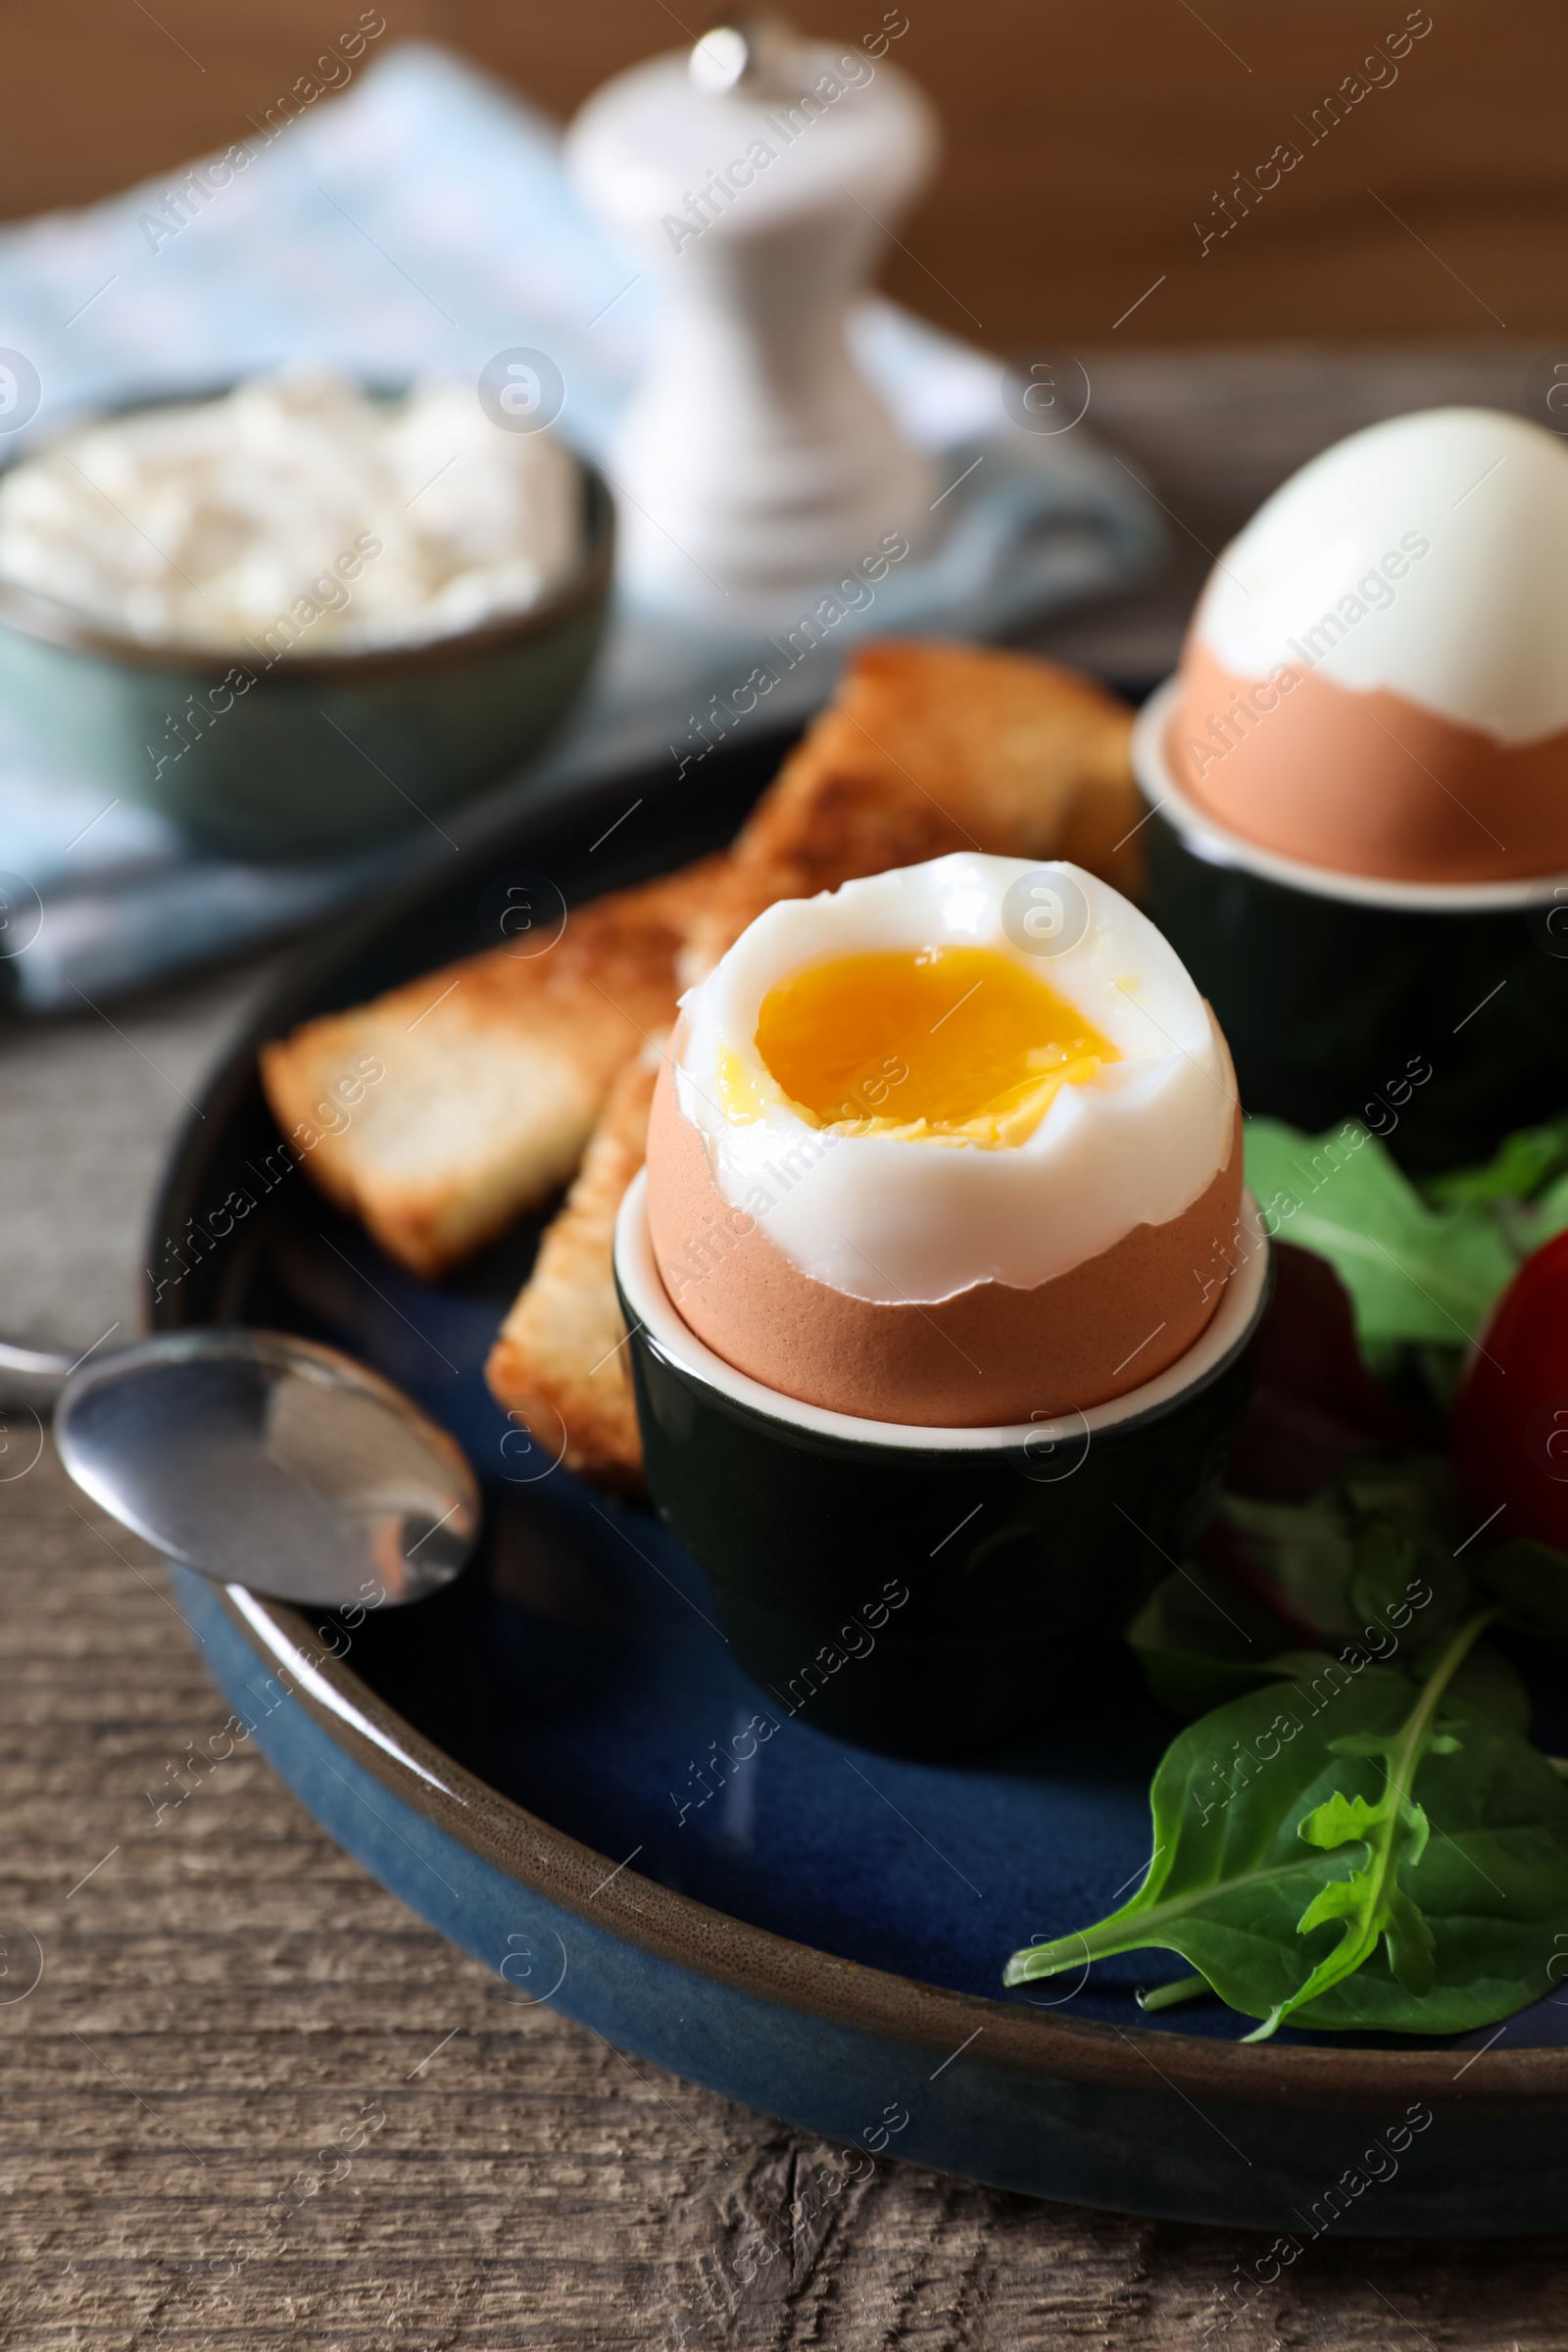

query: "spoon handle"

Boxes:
[0, 1335, 74, 1410]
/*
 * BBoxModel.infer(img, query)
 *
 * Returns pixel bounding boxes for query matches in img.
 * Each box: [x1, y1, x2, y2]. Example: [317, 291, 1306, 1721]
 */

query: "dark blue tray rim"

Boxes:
[143, 720, 1568, 2132]
[189, 1566, 1568, 2119]
[172, 1568, 1568, 2238]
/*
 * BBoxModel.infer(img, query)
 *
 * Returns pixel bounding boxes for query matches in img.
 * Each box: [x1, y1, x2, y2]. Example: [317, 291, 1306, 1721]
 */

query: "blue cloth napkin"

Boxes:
[0, 41, 1163, 1010]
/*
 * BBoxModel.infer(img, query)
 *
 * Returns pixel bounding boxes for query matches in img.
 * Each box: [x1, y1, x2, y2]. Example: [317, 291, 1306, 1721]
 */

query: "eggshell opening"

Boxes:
[645, 1056, 1246, 1426]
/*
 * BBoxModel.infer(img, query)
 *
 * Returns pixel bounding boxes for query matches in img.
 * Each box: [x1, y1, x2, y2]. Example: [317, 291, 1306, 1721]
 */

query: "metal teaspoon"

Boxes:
[10, 1328, 478, 1609]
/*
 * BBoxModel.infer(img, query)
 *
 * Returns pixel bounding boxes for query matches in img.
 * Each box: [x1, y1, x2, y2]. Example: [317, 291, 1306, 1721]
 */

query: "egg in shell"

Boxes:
[1166, 407, 1568, 883]
[644, 854, 1244, 1426]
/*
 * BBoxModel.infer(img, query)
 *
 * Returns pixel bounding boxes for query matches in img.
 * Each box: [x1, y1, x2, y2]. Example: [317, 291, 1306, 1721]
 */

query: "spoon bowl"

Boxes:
[56, 1329, 478, 1608]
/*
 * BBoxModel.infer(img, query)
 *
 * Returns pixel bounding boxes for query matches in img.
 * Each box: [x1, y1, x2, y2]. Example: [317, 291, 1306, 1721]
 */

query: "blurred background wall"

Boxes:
[1, 0, 1556, 351]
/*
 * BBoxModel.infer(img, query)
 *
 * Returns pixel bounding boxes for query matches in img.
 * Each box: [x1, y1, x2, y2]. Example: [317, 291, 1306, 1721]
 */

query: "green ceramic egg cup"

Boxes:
[615, 1169, 1272, 1759]
[1133, 682, 1568, 1172]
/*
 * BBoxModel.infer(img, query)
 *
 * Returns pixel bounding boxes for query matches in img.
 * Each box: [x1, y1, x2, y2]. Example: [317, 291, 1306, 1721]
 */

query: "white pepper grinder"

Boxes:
[566, 15, 940, 609]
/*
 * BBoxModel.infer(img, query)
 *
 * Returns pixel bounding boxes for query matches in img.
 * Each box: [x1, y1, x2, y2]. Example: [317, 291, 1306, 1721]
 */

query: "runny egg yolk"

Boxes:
[748, 945, 1120, 1145]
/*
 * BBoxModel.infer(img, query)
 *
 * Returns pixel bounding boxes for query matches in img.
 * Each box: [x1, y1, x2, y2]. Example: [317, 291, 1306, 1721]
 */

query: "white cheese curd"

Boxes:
[0, 370, 583, 653]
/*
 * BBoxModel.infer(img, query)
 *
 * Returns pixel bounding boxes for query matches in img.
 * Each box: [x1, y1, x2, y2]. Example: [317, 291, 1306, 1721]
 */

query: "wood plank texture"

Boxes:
[2, 342, 1562, 2339]
[0, 1, 1562, 347]
[5, 1447, 1568, 2347]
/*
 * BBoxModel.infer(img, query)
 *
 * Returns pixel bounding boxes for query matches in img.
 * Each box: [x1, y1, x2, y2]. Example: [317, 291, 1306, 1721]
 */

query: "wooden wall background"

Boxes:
[0, 0, 1558, 351]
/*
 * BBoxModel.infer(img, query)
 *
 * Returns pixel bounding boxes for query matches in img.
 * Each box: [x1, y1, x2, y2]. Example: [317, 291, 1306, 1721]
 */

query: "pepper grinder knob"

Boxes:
[566, 19, 940, 608]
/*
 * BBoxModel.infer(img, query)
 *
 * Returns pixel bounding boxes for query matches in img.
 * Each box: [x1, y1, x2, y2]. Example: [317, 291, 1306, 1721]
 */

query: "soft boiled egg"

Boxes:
[644, 854, 1244, 1426]
[1166, 407, 1568, 883]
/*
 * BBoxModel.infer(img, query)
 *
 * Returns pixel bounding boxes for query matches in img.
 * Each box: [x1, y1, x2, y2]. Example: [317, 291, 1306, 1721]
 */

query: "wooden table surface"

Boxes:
[5, 0, 1567, 351]
[3, 347, 1563, 2348]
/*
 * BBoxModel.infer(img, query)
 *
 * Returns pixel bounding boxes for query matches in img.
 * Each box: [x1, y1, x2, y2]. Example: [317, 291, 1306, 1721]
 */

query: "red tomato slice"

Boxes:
[1452, 1227, 1568, 1551]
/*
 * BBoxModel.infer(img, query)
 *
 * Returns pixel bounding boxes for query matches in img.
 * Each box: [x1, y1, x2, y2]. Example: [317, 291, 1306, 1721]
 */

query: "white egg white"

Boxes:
[1193, 407, 1568, 746]
[671, 854, 1237, 1304]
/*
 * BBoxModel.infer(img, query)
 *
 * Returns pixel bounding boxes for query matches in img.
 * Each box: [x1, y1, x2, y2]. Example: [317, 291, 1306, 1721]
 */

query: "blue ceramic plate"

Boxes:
[153, 728, 1568, 2235]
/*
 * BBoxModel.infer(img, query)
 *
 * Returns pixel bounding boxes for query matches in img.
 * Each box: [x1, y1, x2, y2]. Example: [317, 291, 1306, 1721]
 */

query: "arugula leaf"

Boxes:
[1004, 1612, 1568, 2038]
[1218, 1464, 1464, 1642]
[1424, 1112, 1568, 1208]
[1436, 1641, 1532, 1739]
[1228, 1457, 1470, 1643]
[1528, 1169, 1568, 1245]
[1126, 1556, 1305, 1718]
[1129, 1457, 1474, 1723]
[1130, 1457, 1529, 1735]
[1423, 1118, 1568, 1267]
[1244, 1119, 1517, 1352]
[1260, 1613, 1486, 2034]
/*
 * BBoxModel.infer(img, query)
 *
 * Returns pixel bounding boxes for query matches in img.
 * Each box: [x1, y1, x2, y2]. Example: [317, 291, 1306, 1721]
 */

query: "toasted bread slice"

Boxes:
[266, 642, 1135, 1308]
[1054, 736, 1148, 902]
[485, 1046, 659, 1494]
[681, 639, 1138, 974]
[499, 645, 1141, 1489]
[259, 859, 722, 1279]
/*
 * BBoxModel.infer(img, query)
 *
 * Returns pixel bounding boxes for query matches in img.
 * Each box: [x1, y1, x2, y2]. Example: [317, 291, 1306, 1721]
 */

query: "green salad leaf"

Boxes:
[1127, 1557, 1312, 1719]
[1423, 1111, 1568, 1209]
[1243, 1119, 1517, 1351]
[1005, 1113, 1568, 2040]
[1244, 1112, 1568, 1370]
[1443, 1640, 1532, 1737]
[1221, 1456, 1467, 1642]
[1126, 1454, 1533, 1726]
[1128, 1569, 1528, 1735]
[1004, 1611, 1568, 2038]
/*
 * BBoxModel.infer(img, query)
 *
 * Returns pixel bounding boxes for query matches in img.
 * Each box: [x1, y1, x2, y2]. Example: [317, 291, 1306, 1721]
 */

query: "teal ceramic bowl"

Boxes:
[0, 398, 613, 858]
[1133, 680, 1568, 1171]
[615, 1168, 1272, 1759]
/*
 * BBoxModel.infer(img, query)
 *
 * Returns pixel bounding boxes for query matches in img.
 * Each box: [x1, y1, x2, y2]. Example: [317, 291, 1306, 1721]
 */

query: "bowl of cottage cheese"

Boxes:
[0, 371, 612, 855]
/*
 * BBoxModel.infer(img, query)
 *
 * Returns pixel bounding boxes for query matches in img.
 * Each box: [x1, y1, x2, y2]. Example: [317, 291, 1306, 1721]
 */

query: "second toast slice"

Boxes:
[260, 859, 721, 1278]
